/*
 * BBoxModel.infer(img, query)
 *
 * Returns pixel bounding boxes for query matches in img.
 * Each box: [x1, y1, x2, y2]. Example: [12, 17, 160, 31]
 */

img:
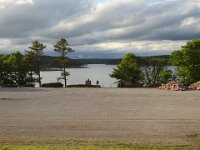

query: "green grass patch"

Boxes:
[0, 145, 197, 150]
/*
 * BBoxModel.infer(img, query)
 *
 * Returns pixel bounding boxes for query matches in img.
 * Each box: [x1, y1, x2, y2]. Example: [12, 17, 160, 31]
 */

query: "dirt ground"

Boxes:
[0, 88, 200, 146]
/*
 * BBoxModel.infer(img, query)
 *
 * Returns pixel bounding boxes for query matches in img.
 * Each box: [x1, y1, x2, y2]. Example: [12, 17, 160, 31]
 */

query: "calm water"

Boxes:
[40, 65, 175, 88]
[40, 64, 118, 88]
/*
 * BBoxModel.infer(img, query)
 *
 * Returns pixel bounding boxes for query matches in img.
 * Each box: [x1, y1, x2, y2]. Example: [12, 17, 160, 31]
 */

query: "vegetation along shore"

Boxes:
[0, 39, 199, 89]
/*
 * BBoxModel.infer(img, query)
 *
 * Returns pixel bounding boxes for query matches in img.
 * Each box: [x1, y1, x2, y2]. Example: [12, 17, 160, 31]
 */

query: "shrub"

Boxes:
[110, 53, 142, 87]
[67, 84, 101, 88]
[42, 82, 63, 88]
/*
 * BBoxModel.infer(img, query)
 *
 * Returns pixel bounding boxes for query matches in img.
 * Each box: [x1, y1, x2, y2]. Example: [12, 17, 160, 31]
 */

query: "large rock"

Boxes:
[158, 82, 181, 91]
[189, 81, 200, 90]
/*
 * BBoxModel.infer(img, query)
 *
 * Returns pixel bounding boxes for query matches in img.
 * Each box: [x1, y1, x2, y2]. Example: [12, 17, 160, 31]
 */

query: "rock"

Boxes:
[158, 82, 181, 91]
[189, 81, 200, 90]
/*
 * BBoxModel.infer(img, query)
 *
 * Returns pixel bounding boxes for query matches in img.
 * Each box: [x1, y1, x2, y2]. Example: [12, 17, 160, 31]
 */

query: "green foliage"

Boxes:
[0, 61, 2, 78]
[29, 41, 46, 57]
[142, 57, 168, 87]
[110, 53, 142, 87]
[24, 51, 38, 84]
[54, 38, 74, 57]
[54, 38, 74, 68]
[0, 145, 193, 150]
[0, 52, 32, 87]
[54, 38, 74, 88]
[159, 70, 173, 84]
[170, 39, 200, 85]
[138, 55, 170, 66]
[42, 82, 64, 88]
[28, 40, 46, 87]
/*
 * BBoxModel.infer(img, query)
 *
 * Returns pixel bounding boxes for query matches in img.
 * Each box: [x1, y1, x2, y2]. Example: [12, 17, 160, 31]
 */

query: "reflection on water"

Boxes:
[40, 64, 118, 88]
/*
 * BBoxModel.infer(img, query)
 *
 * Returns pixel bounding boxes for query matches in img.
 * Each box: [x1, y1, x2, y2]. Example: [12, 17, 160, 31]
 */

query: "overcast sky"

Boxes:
[0, 0, 200, 58]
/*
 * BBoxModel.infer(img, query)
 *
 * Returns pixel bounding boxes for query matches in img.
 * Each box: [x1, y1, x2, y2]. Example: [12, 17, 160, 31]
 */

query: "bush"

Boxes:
[118, 82, 142, 88]
[110, 53, 142, 87]
[42, 82, 63, 88]
[159, 70, 173, 84]
[67, 84, 101, 88]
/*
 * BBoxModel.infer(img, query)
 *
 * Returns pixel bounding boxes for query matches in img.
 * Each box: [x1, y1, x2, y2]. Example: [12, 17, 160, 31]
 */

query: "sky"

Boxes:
[0, 0, 200, 58]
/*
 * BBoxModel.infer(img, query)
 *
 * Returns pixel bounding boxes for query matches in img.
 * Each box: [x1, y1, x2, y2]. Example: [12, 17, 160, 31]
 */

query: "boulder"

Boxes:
[158, 82, 181, 91]
[189, 81, 200, 90]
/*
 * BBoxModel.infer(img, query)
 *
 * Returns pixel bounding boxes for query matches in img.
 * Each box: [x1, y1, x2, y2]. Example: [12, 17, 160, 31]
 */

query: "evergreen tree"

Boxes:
[54, 38, 74, 88]
[28, 40, 46, 87]
[24, 51, 38, 85]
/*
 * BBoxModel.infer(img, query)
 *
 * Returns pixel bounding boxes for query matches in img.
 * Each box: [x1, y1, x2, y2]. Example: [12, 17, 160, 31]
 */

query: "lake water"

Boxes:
[40, 64, 118, 88]
[40, 65, 175, 88]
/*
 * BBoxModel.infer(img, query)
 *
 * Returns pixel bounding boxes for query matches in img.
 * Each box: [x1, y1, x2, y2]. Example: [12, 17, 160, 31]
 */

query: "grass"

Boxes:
[1, 138, 200, 150]
[0, 145, 198, 150]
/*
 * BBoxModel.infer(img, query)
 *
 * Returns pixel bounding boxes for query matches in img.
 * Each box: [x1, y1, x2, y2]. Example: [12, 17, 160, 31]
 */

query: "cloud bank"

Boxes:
[0, 0, 200, 58]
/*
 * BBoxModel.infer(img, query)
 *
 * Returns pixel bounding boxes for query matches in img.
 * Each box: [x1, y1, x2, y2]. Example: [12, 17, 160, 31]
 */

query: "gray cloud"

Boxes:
[0, 0, 200, 57]
[0, 0, 93, 38]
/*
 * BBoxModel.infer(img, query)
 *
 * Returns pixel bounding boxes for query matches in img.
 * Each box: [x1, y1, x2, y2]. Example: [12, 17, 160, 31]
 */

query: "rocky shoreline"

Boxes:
[159, 81, 200, 91]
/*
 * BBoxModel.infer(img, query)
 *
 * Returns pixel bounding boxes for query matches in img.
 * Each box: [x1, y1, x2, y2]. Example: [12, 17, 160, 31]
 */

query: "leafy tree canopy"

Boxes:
[110, 53, 142, 87]
[170, 39, 200, 85]
[0, 52, 32, 87]
[142, 57, 167, 87]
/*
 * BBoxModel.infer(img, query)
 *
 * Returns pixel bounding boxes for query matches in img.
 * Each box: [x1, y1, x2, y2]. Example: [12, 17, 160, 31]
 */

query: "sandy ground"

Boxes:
[0, 88, 200, 145]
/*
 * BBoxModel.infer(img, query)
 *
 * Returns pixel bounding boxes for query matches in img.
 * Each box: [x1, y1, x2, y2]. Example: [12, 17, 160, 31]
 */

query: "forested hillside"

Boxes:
[0, 55, 170, 69]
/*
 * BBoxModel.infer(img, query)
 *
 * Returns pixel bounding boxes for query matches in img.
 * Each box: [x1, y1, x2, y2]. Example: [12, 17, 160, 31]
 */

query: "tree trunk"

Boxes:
[37, 65, 41, 87]
[38, 70, 41, 87]
[64, 67, 67, 88]
[37, 58, 42, 87]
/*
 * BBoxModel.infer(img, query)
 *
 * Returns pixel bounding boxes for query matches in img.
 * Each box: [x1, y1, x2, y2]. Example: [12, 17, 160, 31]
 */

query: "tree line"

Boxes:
[0, 38, 73, 88]
[72, 55, 170, 66]
[110, 39, 200, 87]
[0, 39, 199, 88]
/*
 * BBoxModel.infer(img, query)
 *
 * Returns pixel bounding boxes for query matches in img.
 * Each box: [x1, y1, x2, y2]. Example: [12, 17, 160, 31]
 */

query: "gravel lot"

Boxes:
[0, 88, 200, 145]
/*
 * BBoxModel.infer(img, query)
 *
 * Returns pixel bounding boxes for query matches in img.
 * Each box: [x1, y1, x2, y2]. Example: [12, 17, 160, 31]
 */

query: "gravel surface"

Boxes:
[0, 88, 200, 145]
